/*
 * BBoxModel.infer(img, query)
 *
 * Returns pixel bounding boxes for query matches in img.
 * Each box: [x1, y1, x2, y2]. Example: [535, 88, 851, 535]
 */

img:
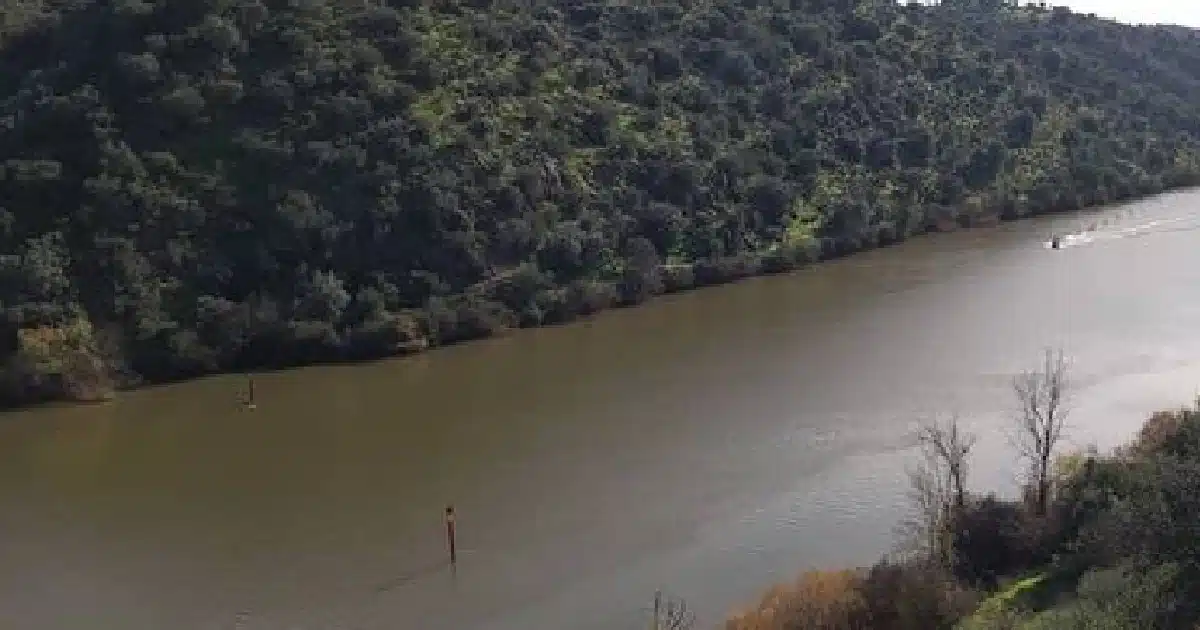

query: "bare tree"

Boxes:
[900, 452, 950, 565]
[900, 414, 976, 567]
[917, 414, 977, 515]
[1011, 348, 1070, 516]
[650, 591, 695, 630]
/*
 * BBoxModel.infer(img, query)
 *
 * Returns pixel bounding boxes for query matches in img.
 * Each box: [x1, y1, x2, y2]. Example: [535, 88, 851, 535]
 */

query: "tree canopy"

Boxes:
[3, 0, 1200, 404]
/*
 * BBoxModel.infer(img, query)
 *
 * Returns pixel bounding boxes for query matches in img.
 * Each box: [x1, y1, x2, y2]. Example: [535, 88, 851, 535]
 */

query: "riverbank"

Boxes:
[4, 190, 1199, 629]
[8, 0, 1200, 411]
[5, 184, 1199, 412]
[722, 398, 1200, 630]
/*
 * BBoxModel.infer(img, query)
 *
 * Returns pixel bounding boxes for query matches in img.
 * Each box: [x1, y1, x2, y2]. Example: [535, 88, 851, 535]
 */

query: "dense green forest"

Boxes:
[3, 0, 1200, 405]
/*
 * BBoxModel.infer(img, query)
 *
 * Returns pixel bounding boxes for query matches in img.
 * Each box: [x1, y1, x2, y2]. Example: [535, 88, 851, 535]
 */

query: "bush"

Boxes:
[725, 563, 976, 630]
[1020, 564, 1187, 630]
[724, 570, 867, 630]
[860, 561, 977, 630]
[952, 496, 1046, 587]
[0, 316, 114, 403]
[661, 264, 696, 293]
[344, 310, 428, 359]
[1127, 403, 1200, 459]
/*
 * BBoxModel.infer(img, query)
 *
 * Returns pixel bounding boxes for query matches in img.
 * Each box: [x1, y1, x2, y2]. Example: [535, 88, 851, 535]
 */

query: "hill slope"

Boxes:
[3, 0, 1200, 404]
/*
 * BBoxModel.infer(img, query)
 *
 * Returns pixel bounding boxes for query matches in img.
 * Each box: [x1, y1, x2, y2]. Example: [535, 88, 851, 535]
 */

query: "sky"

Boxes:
[1058, 0, 1200, 27]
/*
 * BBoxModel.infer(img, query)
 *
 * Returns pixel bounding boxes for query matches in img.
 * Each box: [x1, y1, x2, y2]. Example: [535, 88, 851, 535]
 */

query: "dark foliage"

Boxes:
[958, 404, 1200, 629]
[5, 0, 1200, 404]
[951, 495, 1038, 587]
[859, 561, 976, 629]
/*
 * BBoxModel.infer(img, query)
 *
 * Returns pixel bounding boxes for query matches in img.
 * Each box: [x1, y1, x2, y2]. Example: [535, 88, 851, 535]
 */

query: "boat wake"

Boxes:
[1044, 213, 1200, 249]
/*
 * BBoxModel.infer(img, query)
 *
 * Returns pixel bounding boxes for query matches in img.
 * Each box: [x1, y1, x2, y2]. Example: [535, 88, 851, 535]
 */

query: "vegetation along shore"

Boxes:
[5, 0, 1200, 407]
[709, 351, 1200, 630]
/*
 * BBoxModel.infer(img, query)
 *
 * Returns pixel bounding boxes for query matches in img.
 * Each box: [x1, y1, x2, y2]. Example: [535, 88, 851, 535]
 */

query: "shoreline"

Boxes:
[722, 397, 1200, 630]
[4, 185, 1197, 412]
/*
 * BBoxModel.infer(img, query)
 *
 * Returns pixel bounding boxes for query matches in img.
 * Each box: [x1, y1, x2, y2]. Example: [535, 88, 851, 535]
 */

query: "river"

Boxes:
[4, 190, 1200, 630]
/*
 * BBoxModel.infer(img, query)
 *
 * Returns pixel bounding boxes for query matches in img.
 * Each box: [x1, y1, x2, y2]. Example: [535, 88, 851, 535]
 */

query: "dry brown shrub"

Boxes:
[725, 569, 868, 630]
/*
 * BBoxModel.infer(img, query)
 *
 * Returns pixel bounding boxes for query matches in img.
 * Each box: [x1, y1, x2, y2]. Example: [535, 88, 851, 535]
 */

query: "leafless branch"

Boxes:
[898, 413, 976, 567]
[1010, 347, 1071, 515]
[898, 456, 947, 563]
[916, 413, 977, 513]
[651, 591, 696, 630]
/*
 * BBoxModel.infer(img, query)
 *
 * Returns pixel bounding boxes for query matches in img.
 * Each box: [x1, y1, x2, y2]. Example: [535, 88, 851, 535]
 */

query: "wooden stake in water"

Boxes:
[244, 376, 257, 410]
[652, 590, 661, 630]
[445, 505, 457, 566]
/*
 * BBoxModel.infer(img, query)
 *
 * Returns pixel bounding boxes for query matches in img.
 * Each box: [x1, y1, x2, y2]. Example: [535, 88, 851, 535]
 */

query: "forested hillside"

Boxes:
[3, 0, 1200, 404]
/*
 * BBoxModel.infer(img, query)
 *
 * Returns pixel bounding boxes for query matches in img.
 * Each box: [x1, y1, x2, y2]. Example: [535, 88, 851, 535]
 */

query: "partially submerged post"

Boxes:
[240, 376, 256, 410]
[445, 505, 457, 566]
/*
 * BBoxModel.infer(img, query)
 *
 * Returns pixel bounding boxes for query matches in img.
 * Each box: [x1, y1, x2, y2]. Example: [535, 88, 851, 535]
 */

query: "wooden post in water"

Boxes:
[652, 590, 662, 630]
[445, 505, 457, 566]
[245, 376, 257, 410]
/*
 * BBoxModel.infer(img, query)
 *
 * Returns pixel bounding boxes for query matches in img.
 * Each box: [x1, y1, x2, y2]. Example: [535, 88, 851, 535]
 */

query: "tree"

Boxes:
[902, 413, 977, 566]
[903, 452, 950, 566]
[1011, 348, 1070, 516]
[918, 413, 977, 515]
[651, 591, 696, 630]
[6, 0, 1200, 407]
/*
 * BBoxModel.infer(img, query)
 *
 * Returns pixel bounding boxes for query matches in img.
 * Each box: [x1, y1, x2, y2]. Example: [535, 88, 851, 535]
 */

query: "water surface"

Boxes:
[3, 191, 1200, 629]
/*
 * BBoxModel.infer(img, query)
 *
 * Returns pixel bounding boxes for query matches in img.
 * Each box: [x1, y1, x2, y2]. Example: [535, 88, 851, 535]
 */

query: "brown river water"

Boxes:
[4, 190, 1200, 630]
